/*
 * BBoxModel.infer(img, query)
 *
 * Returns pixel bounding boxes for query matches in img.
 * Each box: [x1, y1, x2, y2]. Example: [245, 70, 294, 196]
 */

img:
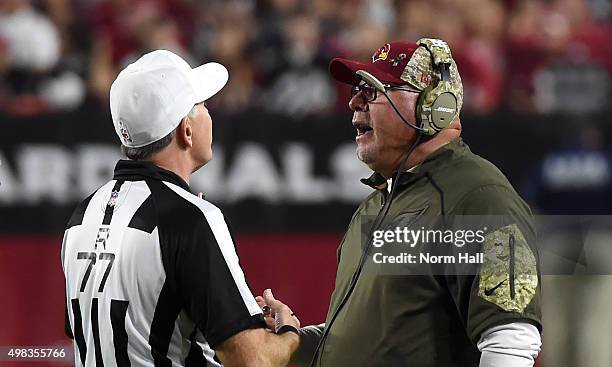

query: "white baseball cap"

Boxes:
[109, 50, 229, 148]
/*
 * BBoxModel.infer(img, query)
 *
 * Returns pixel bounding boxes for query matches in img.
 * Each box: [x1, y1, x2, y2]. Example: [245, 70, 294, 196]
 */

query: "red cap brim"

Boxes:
[329, 57, 406, 86]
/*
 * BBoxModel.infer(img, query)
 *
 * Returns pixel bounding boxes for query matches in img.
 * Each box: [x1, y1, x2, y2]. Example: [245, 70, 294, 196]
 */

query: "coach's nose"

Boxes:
[349, 91, 368, 112]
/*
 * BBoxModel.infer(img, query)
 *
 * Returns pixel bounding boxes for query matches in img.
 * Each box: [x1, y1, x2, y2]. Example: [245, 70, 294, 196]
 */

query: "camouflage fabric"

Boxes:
[400, 42, 464, 115]
[478, 224, 538, 313]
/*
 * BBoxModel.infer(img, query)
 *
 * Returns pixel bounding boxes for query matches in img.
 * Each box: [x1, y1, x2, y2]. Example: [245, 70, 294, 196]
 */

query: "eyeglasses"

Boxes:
[351, 83, 420, 102]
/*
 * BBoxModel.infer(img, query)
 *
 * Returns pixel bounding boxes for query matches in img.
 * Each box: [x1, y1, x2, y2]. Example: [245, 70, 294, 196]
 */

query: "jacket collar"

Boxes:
[360, 137, 466, 191]
[113, 159, 192, 193]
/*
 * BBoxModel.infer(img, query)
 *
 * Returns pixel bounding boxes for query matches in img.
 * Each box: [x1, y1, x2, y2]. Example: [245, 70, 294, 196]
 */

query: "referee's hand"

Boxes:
[256, 289, 300, 334]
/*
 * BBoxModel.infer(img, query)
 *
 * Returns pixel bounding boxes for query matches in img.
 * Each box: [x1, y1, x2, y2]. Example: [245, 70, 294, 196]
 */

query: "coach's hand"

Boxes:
[257, 289, 300, 334]
[255, 295, 275, 331]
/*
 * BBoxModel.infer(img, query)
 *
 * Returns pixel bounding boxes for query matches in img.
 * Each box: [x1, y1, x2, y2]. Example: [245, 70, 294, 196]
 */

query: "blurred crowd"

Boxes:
[0, 0, 610, 118]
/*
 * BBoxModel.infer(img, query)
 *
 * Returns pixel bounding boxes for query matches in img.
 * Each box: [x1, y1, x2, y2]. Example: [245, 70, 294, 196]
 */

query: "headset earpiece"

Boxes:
[415, 38, 459, 135]
[429, 90, 457, 130]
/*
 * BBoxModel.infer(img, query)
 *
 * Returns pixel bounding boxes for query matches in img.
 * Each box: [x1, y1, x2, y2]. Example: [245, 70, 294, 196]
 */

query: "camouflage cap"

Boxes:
[329, 39, 463, 114]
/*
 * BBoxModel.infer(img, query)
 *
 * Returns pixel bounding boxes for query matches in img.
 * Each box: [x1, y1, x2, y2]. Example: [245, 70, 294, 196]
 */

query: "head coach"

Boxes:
[288, 39, 542, 367]
[61, 50, 300, 367]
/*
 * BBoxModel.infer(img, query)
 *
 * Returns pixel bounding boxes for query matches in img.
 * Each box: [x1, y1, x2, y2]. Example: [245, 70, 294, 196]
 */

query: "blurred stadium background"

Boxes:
[0, 0, 611, 366]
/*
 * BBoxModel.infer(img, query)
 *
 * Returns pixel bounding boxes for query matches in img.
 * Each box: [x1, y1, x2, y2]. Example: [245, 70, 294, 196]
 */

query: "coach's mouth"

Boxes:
[353, 120, 373, 136]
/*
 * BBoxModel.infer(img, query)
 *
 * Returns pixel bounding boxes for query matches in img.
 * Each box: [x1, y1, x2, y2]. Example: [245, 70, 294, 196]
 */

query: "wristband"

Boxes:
[277, 325, 299, 336]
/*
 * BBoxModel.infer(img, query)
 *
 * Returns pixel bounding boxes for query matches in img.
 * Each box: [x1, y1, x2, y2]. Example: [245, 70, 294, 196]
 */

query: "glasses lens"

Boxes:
[351, 84, 377, 101]
[362, 84, 376, 101]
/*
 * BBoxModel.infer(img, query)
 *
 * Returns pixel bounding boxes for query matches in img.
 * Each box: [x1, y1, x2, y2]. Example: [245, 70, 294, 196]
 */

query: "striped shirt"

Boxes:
[62, 160, 265, 367]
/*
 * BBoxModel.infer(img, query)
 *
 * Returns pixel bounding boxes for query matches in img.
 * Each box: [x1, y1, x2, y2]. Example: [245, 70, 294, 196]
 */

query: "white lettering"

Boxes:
[420, 253, 456, 264]
[1, 142, 380, 204]
[283, 143, 330, 202]
[434, 106, 455, 113]
[77, 145, 122, 198]
[226, 144, 281, 203]
[372, 230, 385, 247]
[329, 144, 371, 202]
[372, 252, 416, 264]
[19, 145, 72, 203]
[0, 154, 20, 204]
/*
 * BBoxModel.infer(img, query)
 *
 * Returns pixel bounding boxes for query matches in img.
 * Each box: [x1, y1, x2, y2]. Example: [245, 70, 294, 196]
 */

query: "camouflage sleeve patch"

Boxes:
[478, 224, 538, 313]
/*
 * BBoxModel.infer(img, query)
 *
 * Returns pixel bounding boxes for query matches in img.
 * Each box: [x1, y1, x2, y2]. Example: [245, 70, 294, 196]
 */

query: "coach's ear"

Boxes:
[177, 117, 194, 149]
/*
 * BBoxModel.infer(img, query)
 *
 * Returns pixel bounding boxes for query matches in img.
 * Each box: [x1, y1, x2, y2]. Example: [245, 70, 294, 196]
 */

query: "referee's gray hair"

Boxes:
[187, 103, 199, 118]
[121, 104, 199, 161]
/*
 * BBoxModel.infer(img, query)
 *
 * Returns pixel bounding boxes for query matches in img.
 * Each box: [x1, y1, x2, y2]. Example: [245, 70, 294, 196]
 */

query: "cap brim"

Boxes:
[329, 57, 405, 86]
[190, 62, 229, 102]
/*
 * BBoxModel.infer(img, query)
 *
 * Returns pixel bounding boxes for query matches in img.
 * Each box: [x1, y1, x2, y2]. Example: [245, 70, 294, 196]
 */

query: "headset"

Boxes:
[308, 38, 458, 367]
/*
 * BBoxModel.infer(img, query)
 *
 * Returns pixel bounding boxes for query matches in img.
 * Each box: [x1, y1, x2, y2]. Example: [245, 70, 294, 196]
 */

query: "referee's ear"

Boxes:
[176, 117, 194, 149]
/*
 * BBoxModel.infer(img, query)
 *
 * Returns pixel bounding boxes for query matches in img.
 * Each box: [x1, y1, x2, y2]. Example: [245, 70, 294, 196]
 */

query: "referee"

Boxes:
[61, 50, 299, 367]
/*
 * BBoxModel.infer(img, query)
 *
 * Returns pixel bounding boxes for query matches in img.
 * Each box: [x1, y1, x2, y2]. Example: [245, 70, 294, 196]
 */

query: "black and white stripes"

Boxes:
[62, 160, 264, 367]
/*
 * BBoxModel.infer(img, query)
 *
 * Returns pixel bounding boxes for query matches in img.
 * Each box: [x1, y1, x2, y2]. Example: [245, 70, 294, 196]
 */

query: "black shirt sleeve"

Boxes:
[155, 187, 265, 349]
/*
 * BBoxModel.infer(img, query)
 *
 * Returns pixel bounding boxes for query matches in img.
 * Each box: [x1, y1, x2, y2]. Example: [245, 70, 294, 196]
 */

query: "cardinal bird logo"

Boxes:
[372, 43, 391, 62]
